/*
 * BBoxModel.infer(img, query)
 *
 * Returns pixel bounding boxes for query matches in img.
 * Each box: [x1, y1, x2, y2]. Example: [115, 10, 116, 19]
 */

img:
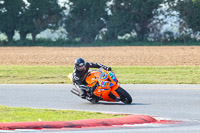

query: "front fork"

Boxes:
[110, 84, 121, 101]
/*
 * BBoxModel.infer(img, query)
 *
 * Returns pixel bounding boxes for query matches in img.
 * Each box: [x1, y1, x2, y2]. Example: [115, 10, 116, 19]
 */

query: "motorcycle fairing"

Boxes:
[85, 68, 120, 102]
[107, 71, 117, 83]
[99, 80, 114, 88]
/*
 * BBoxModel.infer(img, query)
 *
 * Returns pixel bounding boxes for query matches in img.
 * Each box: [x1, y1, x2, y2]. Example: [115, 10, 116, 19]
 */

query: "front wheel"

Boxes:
[116, 87, 132, 104]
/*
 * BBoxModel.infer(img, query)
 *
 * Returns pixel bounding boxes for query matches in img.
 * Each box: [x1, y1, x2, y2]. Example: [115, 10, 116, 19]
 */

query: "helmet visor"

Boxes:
[77, 65, 86, 71]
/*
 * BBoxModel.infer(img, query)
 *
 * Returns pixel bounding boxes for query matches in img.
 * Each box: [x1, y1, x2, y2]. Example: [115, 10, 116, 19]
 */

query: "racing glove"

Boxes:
[107, 67, 112, 71]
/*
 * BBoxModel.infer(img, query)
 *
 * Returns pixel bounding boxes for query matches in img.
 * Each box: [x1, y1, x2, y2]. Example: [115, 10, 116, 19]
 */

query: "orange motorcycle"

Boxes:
[69, 68, 132, 104]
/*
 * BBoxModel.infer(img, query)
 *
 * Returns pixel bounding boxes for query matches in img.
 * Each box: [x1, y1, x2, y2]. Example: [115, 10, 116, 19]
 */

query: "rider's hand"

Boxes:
[107, 67, 112, 71]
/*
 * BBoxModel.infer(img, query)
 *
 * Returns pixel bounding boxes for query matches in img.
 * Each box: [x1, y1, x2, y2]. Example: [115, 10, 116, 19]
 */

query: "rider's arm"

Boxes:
[73, 71, 89, 91]
[72, 70, 81, 85]
[87, 62, 112, 71]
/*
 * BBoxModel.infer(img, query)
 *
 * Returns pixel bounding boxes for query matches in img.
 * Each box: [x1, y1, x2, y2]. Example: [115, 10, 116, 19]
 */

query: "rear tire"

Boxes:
[88, 98, 99, 104]
[116, 87, 132, 104]
[87, 95, 100, 104]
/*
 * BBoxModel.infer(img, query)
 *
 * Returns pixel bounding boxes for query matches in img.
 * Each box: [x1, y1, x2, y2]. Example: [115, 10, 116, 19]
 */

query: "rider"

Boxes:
[73, 57, 112, 99]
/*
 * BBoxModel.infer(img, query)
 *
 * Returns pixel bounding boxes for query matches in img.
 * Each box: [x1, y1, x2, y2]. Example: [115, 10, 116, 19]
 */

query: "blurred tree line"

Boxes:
[0, 0, 200, 45]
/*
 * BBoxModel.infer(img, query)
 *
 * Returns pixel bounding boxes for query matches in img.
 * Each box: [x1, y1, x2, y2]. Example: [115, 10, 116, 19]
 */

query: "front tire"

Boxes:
[116, 87, 132, 104]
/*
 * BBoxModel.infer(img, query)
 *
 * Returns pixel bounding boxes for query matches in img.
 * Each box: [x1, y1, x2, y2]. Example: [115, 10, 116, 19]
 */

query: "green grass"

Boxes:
[114, 66, 200, 84]
[0, 105, 123, 123]
[0, 65, 200, 84]
[0, 65, 73, 84]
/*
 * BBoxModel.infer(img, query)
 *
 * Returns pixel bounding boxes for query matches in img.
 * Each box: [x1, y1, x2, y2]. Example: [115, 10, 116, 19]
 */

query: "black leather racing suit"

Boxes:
[72, 62, 111, 98]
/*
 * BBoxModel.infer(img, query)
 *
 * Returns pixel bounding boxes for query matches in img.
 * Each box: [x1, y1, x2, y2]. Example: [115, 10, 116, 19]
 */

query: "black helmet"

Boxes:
[75, 57, 86, 71]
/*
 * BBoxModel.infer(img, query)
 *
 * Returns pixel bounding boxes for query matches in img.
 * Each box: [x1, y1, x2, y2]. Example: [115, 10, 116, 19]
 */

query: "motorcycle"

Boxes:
[68, 68, 132, 104]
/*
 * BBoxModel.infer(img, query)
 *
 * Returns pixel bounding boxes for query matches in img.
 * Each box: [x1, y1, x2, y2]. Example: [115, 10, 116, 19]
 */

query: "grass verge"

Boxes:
[0, 65, 200, 84]
[0, 105, 123, 123]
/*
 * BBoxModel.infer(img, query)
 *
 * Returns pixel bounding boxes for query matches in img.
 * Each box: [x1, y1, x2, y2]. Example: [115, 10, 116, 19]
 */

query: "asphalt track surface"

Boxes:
[0, 84, 200, 133]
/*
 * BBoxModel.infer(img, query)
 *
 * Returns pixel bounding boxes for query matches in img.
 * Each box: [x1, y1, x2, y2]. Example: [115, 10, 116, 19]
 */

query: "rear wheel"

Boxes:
[116, 87, 132, 104]
[88, 98, 99, 104]
[87, 95, 100, 104]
